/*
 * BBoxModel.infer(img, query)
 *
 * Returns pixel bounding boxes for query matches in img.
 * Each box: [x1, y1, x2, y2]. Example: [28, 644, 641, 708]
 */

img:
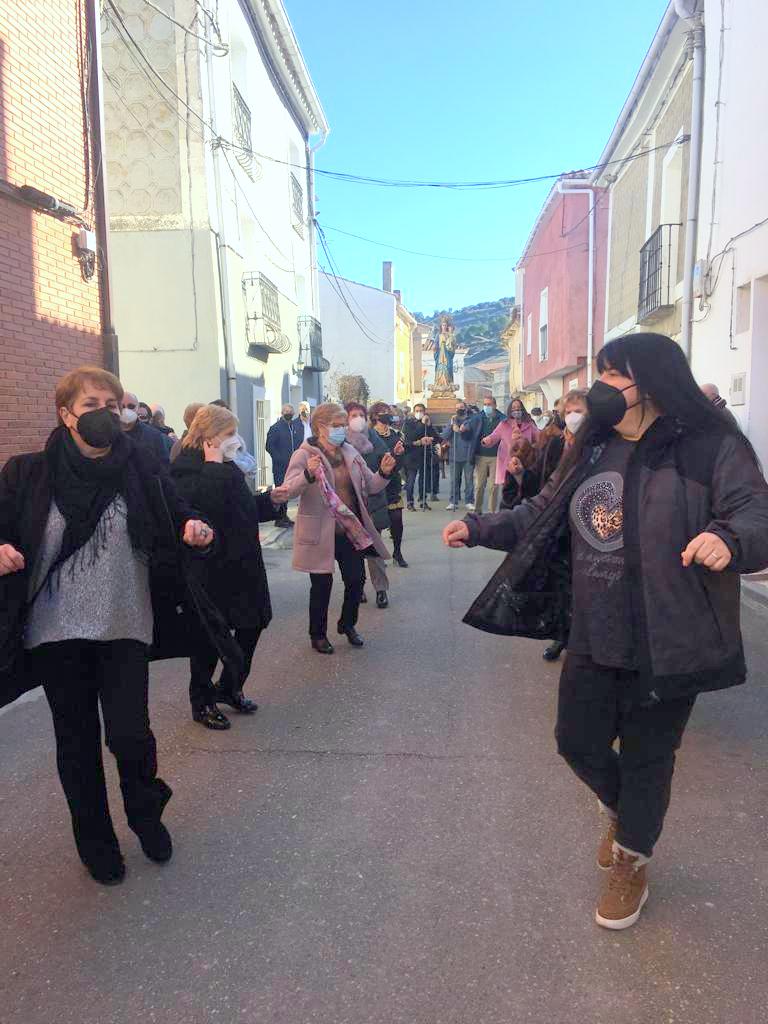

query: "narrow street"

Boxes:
[2, 507, 768, 1024]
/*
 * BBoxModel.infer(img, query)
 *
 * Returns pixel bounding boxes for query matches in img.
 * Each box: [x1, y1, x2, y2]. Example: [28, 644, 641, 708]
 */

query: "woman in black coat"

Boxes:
[171, 404, 282, 729]
[0, 367, 215, 886]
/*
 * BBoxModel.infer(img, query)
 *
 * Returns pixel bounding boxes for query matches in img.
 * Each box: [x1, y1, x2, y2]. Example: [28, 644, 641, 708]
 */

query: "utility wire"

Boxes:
[139, 0, 229, 53]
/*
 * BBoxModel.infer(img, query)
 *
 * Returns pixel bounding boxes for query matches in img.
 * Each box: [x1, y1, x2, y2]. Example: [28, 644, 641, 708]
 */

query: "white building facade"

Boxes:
[691, 0, 768, 463]
[319, 273, 398, 404]
[102, 0, 329, 484]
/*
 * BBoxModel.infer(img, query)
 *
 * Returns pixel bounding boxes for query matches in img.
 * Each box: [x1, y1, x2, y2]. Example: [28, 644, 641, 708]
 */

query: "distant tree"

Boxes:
[337, 374, 370, 407]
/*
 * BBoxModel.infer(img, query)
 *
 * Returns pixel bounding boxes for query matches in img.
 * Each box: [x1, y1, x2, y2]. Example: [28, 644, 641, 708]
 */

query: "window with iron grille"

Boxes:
[291, 173, 304, 236]
[232, 85, 254, 180]
[538, 288, 549, 362]
[259, 274, 280, 327]
[638, 224, 679, 322]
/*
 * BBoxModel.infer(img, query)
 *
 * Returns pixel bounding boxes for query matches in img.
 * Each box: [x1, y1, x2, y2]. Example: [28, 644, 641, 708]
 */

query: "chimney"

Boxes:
[383, 261, 394, 292]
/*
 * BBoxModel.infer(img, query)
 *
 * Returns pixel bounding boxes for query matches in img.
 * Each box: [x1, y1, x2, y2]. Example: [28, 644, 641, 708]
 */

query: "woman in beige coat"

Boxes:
[272, 404, 396, 653]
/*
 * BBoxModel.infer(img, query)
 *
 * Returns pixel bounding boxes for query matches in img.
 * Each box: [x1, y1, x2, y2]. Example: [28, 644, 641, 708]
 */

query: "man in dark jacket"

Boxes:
[265, 404, 303, 528]
[402, 403, 438, 510]
[469, 397, 505, 513]
[120, 391, 171, 463]
[441, 401, 476, 511]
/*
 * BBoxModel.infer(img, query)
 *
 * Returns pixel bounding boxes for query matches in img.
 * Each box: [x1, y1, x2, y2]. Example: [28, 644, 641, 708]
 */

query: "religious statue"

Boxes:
[433, 315, 457, 391]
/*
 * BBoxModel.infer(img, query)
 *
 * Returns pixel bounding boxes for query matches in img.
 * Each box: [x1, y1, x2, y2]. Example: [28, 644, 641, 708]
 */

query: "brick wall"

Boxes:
[0, 0, 104, 465]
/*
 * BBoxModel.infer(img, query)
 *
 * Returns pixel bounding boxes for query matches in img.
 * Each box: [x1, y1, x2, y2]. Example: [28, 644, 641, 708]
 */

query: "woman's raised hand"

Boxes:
[307, 453, 322, 476]
[443, 520, 470, 548]
[0, 543, 25, 575]
[380, 453, 396, 475]
[393, 440, 405, 456]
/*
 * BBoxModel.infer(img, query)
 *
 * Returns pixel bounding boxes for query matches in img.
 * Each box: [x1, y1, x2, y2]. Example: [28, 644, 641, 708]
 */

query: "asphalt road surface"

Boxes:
[2, 505, 768, 1024]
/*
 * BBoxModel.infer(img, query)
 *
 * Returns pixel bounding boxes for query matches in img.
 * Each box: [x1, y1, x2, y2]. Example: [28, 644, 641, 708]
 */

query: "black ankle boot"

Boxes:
[393, 552, 408, 568]
[376, 590, 389, 609]
[311, 636, 335, 654]
[337, 623, 364, 646]
[136, 822, 173, 864]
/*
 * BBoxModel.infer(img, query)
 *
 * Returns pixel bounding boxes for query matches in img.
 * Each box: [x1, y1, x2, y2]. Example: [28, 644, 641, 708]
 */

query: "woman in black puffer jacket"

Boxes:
[444, 333, 768, 932]
[171, 404, 282, 730]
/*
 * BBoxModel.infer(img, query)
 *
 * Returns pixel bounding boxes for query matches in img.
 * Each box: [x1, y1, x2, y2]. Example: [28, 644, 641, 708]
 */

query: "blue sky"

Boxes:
[285, 0, 669, 315]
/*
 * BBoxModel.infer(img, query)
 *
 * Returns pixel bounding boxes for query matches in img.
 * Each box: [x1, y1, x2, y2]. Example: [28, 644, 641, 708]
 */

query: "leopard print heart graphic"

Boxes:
[570, 471, 625, 553]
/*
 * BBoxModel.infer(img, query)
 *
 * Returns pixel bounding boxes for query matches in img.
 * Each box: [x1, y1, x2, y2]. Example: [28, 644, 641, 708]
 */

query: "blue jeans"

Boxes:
[450, 461, 473, 505]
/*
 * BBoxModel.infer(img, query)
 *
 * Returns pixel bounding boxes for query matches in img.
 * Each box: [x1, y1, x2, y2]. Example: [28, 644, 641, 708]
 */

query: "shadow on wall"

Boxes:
[0, 35, 103, 466]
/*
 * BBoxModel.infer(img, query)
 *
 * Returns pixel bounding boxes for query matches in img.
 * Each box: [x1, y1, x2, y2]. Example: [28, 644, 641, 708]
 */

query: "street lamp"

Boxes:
[294, 340, 306, 375]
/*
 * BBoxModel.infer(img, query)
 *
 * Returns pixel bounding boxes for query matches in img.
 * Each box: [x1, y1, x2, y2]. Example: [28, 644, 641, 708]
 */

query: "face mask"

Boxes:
[283, 412, 293, 421]
[348, 415, 366, 433]
[220, 436, 241, 462]
[456, 410, 466, 419]
[120, 407, 138, 426]
[587, 380, 636, 429]
[414, 412, 424, 421]
[509, 410, 523, 421]
[378, 414, 393, 426]
[565, 411, 585, 434]
[483, 406, 494, 416]
[328, 426, 347, 446]
[74, 407, 122, 448]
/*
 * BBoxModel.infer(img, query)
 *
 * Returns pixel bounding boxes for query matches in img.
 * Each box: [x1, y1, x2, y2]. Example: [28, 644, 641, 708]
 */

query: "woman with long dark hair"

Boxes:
[444, 333, 768, 930]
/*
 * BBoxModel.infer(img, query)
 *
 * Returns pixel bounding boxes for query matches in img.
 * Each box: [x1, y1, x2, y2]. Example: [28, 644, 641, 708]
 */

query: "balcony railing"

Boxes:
[638, 223, 680, 323]
[232, 85, 254, 179]
[298, 315, 330, 372]
[242, 273, 290, 357]
[291, 173, 305, 236]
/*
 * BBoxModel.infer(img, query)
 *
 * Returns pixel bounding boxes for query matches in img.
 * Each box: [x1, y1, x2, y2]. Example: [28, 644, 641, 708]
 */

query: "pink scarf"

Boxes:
[315, 461, 374, 552]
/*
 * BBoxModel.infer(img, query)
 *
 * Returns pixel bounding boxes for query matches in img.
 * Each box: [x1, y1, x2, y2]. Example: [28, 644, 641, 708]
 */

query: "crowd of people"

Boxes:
[1, 333, 767, 939]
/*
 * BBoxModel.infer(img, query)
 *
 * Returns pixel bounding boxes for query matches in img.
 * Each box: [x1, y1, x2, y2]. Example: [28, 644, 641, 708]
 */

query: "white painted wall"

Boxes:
[692, 0, 768, 463]
[319, 274, 397, 403]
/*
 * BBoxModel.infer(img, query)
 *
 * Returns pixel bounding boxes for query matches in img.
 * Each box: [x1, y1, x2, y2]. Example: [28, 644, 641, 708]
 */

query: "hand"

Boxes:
[306, 453, 322, 476]
[380, 453, 396, 475]
[682, 531, 732, 572]
[0, 543, 25, 575]
[443, 521, 470, 548]
[393, 440, 405, 456]
[271, 486, 288, 504]
[183, 519, 214, 548]
[481, 436, 493, 447]
[421, 437, 432, 446]
[203, 440, 223, 464]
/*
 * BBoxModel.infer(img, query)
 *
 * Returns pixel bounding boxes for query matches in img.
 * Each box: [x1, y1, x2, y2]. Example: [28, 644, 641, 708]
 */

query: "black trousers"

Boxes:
[431, 460, 441, 496]
[405, 462, 432, 503]
[35, 640, 171, 865]
[189, 627, 262, 710]
[309, 533, 365, 638]
[555, 654, 695, 858]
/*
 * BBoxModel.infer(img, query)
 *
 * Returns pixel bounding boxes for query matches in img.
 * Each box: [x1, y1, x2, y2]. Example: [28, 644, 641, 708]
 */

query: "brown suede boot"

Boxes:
[597, 814, 618, 870]
[595, 846, 649, 930]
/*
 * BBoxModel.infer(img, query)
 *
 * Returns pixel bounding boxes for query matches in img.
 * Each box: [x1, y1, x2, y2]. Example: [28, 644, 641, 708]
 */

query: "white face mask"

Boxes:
[219, 436, 241, 461]
[414, 412, 424, 421]
[565, 411, 585, 434]
[120, 407, 138, 426]
[348, 415, 367, 433]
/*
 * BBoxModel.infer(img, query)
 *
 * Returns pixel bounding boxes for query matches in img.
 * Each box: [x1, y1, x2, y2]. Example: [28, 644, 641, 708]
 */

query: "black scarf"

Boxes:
[41, 427, 156, 591]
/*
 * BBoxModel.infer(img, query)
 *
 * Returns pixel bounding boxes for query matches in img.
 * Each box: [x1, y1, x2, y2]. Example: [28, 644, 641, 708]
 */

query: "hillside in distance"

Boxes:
[411, 297, 514, 366]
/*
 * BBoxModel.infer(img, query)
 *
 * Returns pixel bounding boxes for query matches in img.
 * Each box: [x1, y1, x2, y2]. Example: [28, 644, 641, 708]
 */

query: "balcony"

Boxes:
[638, 223, 680, 323]
[242, 273, 291, 358]
[232, 85, 254, 180]
[298, 315, 330, 372]
[291, 173, 305, 238]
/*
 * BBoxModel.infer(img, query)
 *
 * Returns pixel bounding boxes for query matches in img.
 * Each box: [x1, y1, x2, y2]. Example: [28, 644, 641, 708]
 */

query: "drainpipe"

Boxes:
[204, 24, 238, 415]
[557, 181, 596, 386]
[680, 16, 705, 361]
[86, 0, 118, 373]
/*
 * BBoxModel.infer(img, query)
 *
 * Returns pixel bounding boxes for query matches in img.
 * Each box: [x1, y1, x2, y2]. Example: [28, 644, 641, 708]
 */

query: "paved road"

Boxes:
[2, 506, 768, 1024]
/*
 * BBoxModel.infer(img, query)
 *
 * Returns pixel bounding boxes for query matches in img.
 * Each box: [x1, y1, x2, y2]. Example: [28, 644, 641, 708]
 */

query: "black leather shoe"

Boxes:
[376, 590, 389, 609]
[82, 850, 126, 886]
[136, 822, 173, 864]
[311, 636, 335, 654]
[360, 591, 368, 604]
[543, 641, 565, 662]
[393, 553, 409, 568]
[407, 501, 415, 511]
[215, 689, 258, 714]
[337, 623, 364, 646]
[192, 705, 231, 730]
[419, 502, 432, 511]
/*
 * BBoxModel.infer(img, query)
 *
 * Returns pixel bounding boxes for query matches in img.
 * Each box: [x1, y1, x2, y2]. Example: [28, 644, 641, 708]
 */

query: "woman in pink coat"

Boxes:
[272, 403, 396, 654]
[480, 399, 540, 487]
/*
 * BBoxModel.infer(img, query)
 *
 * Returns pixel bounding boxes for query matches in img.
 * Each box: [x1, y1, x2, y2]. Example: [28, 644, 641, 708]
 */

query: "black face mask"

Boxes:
[378, 414, 393, 425]
[587, 380, 636, 429]
[74, 407, 122, 449]
[283, 412, 293, 421]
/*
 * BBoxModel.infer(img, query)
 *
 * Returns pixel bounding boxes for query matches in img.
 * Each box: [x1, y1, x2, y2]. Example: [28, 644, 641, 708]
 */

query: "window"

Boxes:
[539, 288, 548, 362]
[736, 282, 752, 334]
[259, 274, 280, 328]
[253, 398, 270, 488]
[569, 378, 579, 391]
[526, 313, 532, 356]
[291, 173, 304, 237]
[232, 84, 254, 180]
[638, 224, 679, 321]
